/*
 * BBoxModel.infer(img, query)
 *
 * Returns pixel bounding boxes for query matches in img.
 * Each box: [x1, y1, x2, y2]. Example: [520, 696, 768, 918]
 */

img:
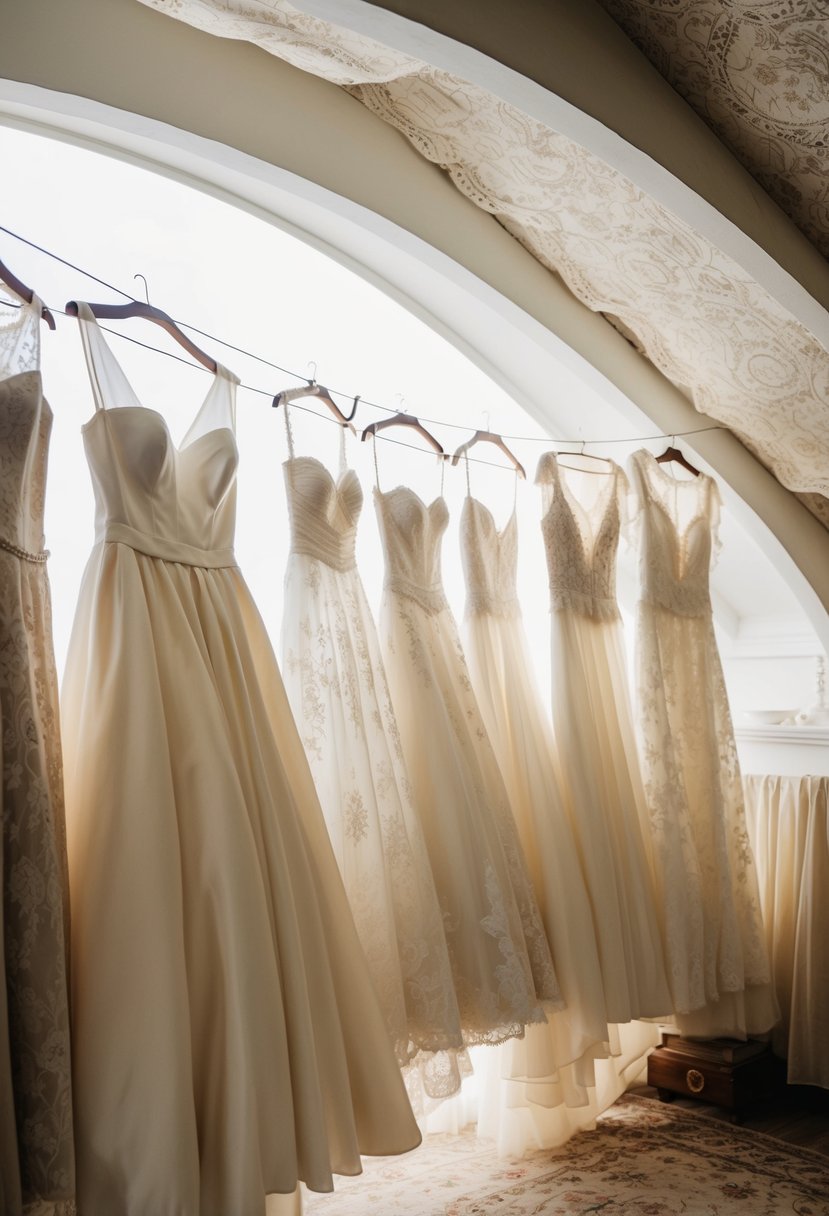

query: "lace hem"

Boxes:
[386, 576, 448, 615]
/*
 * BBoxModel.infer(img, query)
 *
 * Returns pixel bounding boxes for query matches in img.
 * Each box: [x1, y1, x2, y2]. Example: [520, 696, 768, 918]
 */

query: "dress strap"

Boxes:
[372, 432, 381, 490]
[338, 420, 348, 477]
[513, 466, 519, 512]
[74, 302, 141, 414]
[439, 451, 446, 498]
[464, 451, 472, 498]
[282, 397, 296, 460]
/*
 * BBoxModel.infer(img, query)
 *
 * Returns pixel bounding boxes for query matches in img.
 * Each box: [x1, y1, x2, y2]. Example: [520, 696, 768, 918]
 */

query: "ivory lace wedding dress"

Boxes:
[374, 470, 561, 1043]
[279, 411, 464, 1099]
[628, 449, 777, 1037]
[0, 293, 74, 1215]
[61, 307, 419, 1216]
[536, 451, 670, 1022]
[459, 486, 611, 1094]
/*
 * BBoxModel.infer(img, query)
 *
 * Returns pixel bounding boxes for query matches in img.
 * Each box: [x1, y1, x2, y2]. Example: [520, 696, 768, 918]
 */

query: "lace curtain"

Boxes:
[137, 0, 829, 527]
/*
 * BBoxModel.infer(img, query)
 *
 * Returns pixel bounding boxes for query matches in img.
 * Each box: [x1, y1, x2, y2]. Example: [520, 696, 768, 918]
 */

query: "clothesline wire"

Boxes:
[1, 222, 726, 453]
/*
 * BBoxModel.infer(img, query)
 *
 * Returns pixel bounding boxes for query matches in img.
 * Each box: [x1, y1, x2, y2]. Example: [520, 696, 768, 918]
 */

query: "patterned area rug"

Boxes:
[304, 1094, 829, 1214]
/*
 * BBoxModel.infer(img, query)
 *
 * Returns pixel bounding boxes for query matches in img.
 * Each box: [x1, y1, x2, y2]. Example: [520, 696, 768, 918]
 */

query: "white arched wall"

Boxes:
[2, 0, 828, 647]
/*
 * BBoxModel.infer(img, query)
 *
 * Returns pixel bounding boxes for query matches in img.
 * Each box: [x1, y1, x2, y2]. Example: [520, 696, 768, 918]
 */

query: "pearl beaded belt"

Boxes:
[0, 534, 49, 563]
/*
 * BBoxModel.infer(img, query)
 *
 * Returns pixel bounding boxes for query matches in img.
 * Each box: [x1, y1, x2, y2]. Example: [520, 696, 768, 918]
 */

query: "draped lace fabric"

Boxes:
[461, 492, 625, 1140]
[374, 483, 561, 1043]
[629, 450, 777, 1037]
[61, 308, 419, 1216]
[279, 421, 465, 1102]
[0, 294, 75, 1216]
[536, 452, 671, 1023]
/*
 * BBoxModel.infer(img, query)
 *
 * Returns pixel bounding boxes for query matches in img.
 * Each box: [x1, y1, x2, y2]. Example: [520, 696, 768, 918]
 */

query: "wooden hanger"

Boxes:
[361, 411, 445, 456]
[0, 258, 56, 330]
[65, 299, 218, 373]
[452, 429, 525, 479]
[655, 439, 700, 477]
[273, 382, 358, 432]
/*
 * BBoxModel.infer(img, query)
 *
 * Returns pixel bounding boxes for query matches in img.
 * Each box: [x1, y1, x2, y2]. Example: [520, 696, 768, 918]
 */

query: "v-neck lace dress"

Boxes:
[61, 307, 420, 1216]
[460, 493, 611, 1078]
[629, 449, 777, 1038]
[279, 417, 464, 1103]
[0, 293, 74, 1215]
[536, 452, 670, 1023]
[374, 484, 561, 1044]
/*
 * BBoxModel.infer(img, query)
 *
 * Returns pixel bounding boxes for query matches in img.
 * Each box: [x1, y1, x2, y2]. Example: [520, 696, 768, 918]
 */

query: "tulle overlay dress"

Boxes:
[0, 293, 74, 1215]
[61, 307, 419, 1216]
[279, 412, 465, 1101]
[460, 488, 612, 1094]
[629, 449, 777, 1038]
[536, 452, 670, 1023]
[373, 474, 561, 1044]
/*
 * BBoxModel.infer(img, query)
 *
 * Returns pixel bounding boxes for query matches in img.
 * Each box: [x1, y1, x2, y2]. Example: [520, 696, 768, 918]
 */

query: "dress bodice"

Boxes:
[374, 486, 449, 614]
[76, 304, 239, 568]
[284, 456, 362, 571]
[628, 449, 718, 618]
[0, 295, 51, 558]
[536, 451, 624, 621]
[460, 497, 520, 619]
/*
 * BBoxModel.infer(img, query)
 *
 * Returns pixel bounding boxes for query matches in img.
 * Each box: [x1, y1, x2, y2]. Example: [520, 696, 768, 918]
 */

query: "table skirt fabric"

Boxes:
[744, 773, 829, 1089]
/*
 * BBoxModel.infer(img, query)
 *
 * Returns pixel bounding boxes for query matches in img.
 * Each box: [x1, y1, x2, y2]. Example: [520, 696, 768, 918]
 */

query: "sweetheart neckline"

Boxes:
[463, 495, 516, 540]
[374, 485, 447, 513]
[284, 454, 360, 489]
[82, 405, 237, 456]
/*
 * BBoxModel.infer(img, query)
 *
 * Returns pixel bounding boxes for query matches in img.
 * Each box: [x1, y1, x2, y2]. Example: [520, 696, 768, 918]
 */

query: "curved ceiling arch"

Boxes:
[2, 0, 828, 646]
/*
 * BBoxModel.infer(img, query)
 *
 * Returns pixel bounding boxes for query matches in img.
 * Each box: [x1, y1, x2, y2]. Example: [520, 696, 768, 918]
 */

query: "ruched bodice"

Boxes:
[536, 451, 624, 621]
[76, 303, 239, 568]
[284, 456, 361, 570]
[374, 486, 449, 614]
[460, 497, 520, 619]
[629, 449, 718, 618]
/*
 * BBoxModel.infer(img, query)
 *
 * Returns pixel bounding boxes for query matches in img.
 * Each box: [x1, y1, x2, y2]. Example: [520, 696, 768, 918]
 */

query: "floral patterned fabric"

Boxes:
[303, 1093, 829, 1214]
[0, 294, 74, 1214]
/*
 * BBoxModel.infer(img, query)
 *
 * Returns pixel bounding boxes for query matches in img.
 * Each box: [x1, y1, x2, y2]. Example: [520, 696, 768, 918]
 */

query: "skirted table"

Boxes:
[744, 772, 829, 1089]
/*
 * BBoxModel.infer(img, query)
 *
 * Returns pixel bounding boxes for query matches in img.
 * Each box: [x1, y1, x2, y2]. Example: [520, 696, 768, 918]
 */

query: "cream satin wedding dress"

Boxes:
[629, 449, 777, 1038]
[373, 462, 561, 1043]
[61, 307, 420, 1216]
[536, 451, 670, 1022]
[279, 409, 464, 1100]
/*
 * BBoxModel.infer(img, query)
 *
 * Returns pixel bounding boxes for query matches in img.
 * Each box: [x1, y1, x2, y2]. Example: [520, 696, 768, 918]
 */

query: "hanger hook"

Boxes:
[579, 439, 586, 455]
[306, 360, 317, 386]
[133, 273, 150, 305]
[394, 392, 406, 413]
[344, 394, 361, 423]
[482, 410, 491, 433]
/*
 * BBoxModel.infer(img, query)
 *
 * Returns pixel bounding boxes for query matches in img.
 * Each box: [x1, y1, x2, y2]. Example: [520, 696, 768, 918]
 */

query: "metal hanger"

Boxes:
[273, 380, 359, 431]
[64, 293, 219, 373]
[655, 437, 700, 477]
[451, 429, 526, 479]
[556, 440, 614, 474]
[361, 410, 445, 456]
[0, 257, 56, 330]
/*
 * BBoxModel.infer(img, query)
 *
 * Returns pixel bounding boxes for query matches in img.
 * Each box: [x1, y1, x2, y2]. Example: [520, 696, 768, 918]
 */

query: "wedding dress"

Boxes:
[373, 462, 561, 1044]
[0, 292, 74, 1215]
[279, 408, 464, 1100]
[628, 449, 777, 1037]
[61, 306, 420, 1216]
[536, 451, 670, 1022]
[459, 482, 611, 1090]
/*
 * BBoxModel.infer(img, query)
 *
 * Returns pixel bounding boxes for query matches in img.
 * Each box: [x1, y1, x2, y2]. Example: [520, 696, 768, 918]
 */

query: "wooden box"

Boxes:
[647, 1035, 778, 1118]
